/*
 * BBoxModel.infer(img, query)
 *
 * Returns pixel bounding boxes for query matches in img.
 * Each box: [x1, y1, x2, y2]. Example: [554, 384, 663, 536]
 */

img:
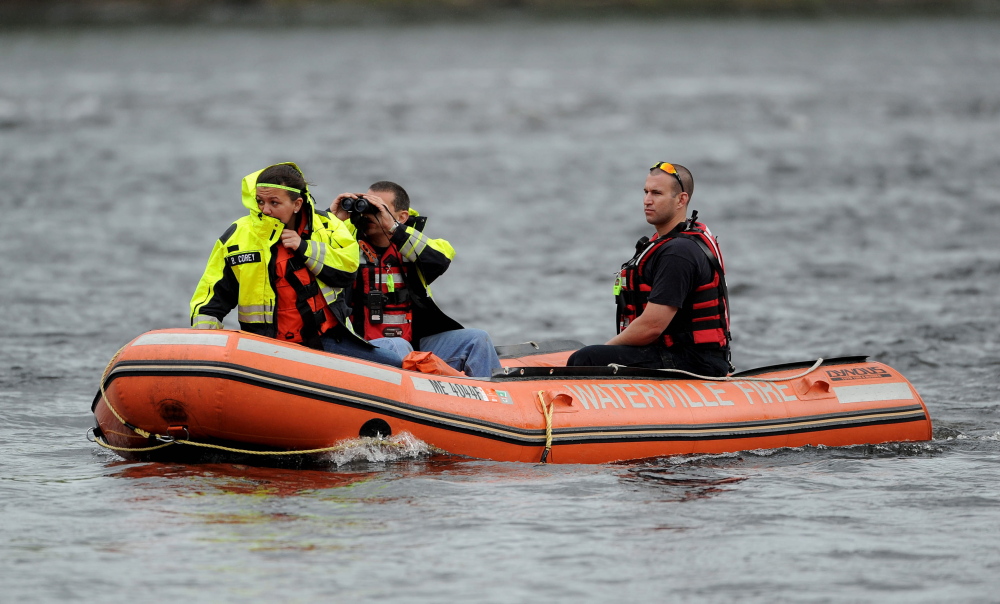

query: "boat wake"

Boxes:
[650, 440, 946, 467]
[324, 432, 435, 467]
[943, 431, 1000, 441]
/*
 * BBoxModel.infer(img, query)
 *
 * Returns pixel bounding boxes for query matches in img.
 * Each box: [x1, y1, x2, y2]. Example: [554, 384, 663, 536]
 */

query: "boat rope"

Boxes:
[536, 390, 554, 463]
[92, 344, 409, 457]
[608, 358, 825, 382]
[89, 429, 405, 456]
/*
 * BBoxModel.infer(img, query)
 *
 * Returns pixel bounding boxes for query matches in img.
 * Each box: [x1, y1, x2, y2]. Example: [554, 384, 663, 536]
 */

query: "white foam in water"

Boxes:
[747, 446, 805, 457]
[666, 451, 742, 465]
[952, 432, 1000, 442]
[663, 447, 808, 465]
[325, 432, 433, 466]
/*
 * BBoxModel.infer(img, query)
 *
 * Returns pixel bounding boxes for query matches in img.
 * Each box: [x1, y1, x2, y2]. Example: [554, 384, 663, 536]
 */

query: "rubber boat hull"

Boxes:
[92, 329, 932, 464]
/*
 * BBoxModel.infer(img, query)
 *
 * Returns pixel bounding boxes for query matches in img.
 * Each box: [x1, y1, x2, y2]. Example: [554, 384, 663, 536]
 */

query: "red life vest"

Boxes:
[614, 217, 731, 350]
[353, 240, 414, 342]
[274, 219, 337, 346]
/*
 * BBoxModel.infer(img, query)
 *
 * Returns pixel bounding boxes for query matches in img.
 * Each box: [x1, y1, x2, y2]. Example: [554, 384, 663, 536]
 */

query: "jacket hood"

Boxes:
[240, 162, 315, 216]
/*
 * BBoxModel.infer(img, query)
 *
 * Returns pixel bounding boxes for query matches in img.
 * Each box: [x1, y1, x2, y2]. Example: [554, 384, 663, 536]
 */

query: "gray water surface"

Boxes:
[1, 18, 999, 602]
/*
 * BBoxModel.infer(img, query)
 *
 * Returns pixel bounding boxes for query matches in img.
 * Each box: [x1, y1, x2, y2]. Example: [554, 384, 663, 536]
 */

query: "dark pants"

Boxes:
[566, 344, 731, 377]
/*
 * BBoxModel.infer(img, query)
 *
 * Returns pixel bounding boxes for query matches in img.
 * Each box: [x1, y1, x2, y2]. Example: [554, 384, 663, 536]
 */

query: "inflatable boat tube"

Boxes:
[91, 329, 932, 464]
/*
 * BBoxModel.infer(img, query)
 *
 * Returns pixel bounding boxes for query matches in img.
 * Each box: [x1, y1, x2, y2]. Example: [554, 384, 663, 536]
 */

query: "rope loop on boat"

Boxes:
[608, 358, 825, 383]
[98, 344, 154, 440]
[92, 435, 178, 453]
[537, 390, 554, 463]
[90, 429, 412, 456]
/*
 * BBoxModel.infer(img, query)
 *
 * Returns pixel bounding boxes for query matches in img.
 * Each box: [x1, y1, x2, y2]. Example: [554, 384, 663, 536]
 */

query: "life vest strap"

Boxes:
[356, 240, 415, 342]
[278, 248, 336, 344]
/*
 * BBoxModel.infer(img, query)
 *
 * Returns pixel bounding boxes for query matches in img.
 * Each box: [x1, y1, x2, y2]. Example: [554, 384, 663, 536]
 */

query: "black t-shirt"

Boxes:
[643, 236, 714, 309]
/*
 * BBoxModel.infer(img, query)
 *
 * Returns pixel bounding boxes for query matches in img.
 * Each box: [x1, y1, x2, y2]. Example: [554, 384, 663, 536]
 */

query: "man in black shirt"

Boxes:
[567, 162, 732, 376]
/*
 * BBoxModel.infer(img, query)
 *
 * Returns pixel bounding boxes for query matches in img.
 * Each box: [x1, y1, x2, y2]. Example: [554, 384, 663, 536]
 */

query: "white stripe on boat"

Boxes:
[133, 333, 230, 347]
[237, 338, 402, 385]
[834, 382, 913, 404]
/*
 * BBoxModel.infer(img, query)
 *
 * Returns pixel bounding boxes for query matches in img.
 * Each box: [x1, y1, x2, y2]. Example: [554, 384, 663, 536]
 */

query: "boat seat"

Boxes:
[494, 339, 585, 359]
[495, 339, 585, 368]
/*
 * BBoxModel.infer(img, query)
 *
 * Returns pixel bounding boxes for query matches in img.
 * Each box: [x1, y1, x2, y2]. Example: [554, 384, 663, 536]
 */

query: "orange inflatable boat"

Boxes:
[91, 329, 932, 464]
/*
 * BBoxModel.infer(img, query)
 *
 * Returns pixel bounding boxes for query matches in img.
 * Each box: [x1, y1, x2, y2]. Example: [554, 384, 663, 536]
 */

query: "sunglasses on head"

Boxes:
[651, 162, 685, 193]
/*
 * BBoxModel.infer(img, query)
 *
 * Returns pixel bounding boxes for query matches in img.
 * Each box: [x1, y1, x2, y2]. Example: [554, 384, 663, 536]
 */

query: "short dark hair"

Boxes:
[650, 163, 694, 200]
[369, 181, 410, 213]
[257, 164, 308, 201]
[675, 164, 693, 200]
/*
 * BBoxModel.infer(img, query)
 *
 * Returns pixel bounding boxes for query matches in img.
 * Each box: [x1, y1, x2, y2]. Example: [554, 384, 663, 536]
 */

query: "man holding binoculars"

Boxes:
[330, 182, 501, 377]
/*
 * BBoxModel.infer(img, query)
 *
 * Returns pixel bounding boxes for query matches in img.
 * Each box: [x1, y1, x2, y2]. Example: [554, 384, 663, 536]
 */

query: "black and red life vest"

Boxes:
[614, 216, 731, 350]
[274, 217, 338, 347]
[352, 240, 413, 342]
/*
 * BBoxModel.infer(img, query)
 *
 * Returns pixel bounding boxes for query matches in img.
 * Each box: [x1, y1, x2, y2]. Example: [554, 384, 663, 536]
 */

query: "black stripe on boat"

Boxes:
[95, 359, 927, 447]
[96, 360, 546, 444]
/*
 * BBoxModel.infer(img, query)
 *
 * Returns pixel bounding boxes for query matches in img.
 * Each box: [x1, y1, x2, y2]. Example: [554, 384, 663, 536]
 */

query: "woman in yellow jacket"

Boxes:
[189, 163, 402, 366]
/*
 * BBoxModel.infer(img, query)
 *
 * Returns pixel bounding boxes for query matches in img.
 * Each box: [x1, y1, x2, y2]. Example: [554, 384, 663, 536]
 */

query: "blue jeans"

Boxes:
[372, 328, 502, 378]
[369, 336, 414, 362]
[320, 332, 404, 368]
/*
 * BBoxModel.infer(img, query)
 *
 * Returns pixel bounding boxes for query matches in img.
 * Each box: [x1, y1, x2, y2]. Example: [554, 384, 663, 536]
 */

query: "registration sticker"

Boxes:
[411, 377, 489, 401]
[494, 390, 514, 405]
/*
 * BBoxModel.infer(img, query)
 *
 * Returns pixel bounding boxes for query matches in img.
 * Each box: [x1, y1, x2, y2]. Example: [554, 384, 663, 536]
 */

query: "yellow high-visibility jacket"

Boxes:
[189, 163, 363, 344]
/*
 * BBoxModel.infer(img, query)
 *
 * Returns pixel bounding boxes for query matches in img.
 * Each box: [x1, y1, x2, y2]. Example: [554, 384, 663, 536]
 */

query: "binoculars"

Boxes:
[341, 196, 379, 216]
